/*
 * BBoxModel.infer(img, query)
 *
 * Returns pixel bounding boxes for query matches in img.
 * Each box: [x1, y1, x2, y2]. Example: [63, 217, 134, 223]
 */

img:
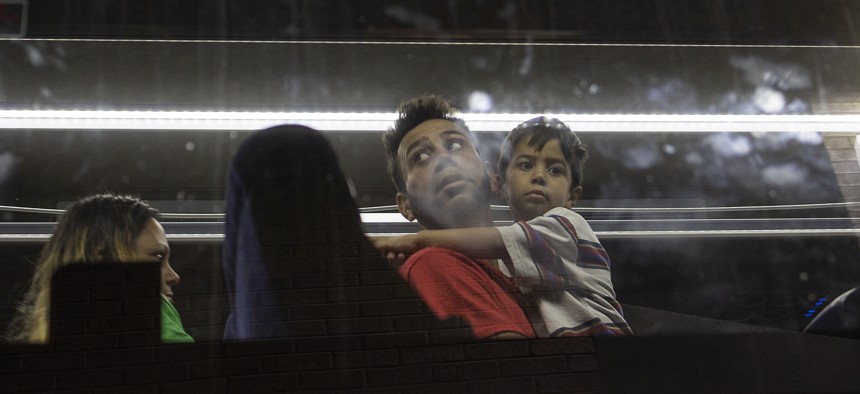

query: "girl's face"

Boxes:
[132, 218, 179, 302]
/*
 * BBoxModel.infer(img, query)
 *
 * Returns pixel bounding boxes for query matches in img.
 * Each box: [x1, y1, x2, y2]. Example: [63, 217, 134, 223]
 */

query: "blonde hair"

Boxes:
[5, 194, 159, 343]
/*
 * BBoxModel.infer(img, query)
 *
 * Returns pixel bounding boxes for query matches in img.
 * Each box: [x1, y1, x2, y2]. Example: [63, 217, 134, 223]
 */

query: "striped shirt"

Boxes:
[496, 207, 633, 337]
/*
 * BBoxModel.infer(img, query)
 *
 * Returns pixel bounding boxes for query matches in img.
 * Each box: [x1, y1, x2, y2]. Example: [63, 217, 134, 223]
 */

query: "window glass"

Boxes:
[2, 0, 859, 347]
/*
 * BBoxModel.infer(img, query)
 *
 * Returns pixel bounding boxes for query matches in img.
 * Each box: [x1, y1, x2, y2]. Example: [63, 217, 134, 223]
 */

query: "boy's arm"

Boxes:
[497, 207, 617, 297]
[371, 227, 510, 261]
[497, 207, 591, 288]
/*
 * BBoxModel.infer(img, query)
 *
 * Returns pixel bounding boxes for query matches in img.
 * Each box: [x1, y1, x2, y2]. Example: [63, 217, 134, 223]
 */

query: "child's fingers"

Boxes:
[385, 252, 398, 268]
[384, 251, 408, 269]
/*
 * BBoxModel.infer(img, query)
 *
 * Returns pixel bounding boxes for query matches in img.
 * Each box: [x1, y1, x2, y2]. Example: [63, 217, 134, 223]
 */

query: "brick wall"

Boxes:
[0, 253, 603, 393]
[5, 242, 860, 392]
[1, 335, 600, 392]
[5, 297, 860, 393]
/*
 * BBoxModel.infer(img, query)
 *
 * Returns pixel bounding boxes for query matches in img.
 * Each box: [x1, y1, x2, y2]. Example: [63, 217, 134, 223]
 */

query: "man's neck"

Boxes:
[421, 208, 494, 230]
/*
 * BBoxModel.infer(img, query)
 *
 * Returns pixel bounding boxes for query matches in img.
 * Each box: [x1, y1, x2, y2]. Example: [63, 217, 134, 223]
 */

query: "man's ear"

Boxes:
[395, 192, 415, 221]
[493, 172, 508, 200]
[486, 161, 509, 200]
[485, 162, 500, 192]
[566, 186, 583, 208]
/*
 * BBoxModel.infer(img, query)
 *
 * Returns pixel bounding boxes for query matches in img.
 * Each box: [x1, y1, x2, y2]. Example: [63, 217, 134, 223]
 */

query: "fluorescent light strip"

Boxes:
[2, 110, 860, 132]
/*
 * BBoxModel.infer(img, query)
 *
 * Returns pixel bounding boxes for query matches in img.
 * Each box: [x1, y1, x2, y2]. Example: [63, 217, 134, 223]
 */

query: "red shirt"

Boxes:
[400, 247, 536, 339]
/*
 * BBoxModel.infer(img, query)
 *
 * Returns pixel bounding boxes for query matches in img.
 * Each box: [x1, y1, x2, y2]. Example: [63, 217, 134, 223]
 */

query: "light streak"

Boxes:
[1, 110, 859, 132]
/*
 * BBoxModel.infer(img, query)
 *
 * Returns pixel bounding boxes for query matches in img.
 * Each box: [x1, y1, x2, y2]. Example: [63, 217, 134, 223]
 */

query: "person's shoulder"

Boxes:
[543, 206, 585, 221]
[410, 246, 474, 261]
[544, 207, 600, 238]
[401, 246, 484, 279]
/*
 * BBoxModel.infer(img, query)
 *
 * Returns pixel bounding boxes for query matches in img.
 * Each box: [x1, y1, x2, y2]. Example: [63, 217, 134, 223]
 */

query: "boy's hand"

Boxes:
[369, 234, 422, 268]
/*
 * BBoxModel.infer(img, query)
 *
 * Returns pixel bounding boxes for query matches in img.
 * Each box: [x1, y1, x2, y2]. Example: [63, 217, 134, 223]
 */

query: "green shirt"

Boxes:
[161, 295, 194, 343]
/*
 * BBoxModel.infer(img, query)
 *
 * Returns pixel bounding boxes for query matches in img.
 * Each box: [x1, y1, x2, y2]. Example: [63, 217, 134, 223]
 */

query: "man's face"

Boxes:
[395, 119, 491, 229]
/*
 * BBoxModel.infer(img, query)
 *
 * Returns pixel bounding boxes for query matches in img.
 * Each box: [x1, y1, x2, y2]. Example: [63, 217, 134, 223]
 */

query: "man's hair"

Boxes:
[497, 116, 588, 189]
[382, 95, 470, 192]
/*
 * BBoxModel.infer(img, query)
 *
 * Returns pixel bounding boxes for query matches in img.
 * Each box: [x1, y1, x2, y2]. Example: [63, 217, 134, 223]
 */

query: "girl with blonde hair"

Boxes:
[5, 193, 192, 343]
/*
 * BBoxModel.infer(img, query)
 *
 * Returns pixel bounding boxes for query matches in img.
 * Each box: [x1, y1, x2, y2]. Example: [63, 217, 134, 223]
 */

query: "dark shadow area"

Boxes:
[49, 262, 161, 348]
[3, 268, 858, 392]
[596, 332, 860, 393]
[23, 0, 860, 46]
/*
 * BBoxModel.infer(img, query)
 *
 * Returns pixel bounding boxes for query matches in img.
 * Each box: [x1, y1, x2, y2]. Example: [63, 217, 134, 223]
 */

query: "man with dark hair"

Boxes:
[379, 104, 632, 337]
[383, 95, 471, 193]
[379, 95, 535, 339]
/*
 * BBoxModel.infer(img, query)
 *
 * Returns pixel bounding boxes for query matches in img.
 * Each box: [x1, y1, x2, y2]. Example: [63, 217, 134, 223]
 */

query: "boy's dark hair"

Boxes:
[382, 95, 471, 192]
[497, 116, 588, 189]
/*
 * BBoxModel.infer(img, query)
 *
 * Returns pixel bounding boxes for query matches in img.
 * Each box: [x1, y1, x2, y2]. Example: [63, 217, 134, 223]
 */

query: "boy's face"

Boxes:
[496, 138, 582, 222]
[395, 119, 492, 229]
